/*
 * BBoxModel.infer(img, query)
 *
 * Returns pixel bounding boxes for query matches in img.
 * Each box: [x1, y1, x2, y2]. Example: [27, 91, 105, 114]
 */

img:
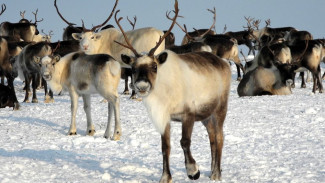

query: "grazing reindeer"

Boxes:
[115, 1, 231, 181]
[38, 52, 122, 139]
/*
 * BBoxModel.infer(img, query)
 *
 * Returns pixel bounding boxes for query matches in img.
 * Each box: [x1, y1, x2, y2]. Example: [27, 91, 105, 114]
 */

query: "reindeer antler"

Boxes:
[0, 4, 6, 16]
[90, 0, 119, 32]
[20, 10, 25, 19]
[127, 16, 137, 30]
[148, 0, 179, 56]
[223, 24, 227, 33]
[54, 0, 76, 26]
[265, 19, 271, 27]
[32, 9, 44, 24]
[114, 0, 179, 57]
[114, 10, 141, 57]
[243, 16, 254, 31]
[253, 19, 261, 30]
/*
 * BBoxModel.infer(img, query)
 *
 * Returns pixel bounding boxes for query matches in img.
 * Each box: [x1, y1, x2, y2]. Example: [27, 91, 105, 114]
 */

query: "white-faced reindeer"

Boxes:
[54, 0, 165, 99]
[115, 1, 231, 182]
[38, 51, 122, 140]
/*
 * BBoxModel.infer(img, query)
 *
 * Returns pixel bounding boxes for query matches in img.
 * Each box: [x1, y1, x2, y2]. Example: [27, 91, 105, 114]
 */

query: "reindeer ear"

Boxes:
[72, 33, 81, 40]
[157, 52, 168, 64]
[121, 54, 132, 65]
[33, 56, 41, 64]
[53, 55, 61, 63]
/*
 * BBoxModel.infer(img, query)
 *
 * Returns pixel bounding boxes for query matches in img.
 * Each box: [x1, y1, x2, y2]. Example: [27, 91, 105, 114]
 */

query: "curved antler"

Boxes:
[114, 10, 141, 57]
[148, 0, 179, 56]
[198, 7, 216, 38]
[0, 4, 6, 16]
[54, 0, 76, 26]
[90, 0, 119, 32]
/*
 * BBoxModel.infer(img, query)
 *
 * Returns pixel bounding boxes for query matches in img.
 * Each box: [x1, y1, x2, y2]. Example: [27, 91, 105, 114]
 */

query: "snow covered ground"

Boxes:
[0, 61, 324, 183]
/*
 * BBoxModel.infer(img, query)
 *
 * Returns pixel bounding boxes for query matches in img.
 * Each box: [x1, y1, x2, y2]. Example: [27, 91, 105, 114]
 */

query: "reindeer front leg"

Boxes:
[181, 115, 200, 180]
[68, 87, 79, 135]
[31, 74, 39, 103]
[82, 94, 95, 136]
[160, 123, 172, 183]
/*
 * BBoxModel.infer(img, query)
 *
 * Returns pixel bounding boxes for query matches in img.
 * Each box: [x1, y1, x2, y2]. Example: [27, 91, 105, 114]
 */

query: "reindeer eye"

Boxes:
[152, 64, 157, 73]
[91, 36, 95, 39]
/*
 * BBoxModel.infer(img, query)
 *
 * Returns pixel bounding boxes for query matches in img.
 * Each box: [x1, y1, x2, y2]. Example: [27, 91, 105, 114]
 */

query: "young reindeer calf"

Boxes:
[38, 51, 122, 140]
[115, 1, 231, 181]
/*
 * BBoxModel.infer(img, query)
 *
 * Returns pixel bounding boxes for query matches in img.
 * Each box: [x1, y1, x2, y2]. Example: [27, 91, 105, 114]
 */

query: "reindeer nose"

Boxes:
[43, 73, 51, 80]
[83, 45, 89, 50]
[135, 81, 150, 93]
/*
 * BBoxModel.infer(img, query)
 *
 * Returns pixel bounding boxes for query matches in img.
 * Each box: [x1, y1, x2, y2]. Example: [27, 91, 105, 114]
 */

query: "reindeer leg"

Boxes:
[104, 102, 113, 139]
[317, 66, 323, 93]
[300, 72, 306, 88]
[160, 123, 172, 183]
[123, 76, 130, 95]
[181, 115, 200, 180]
[31, 74, 39, 103]
[322, 71, 325, 80]
[82, 94, 95, 136]
[6, 76, 20, 110]
[68, 87, 79, 135]
[111, 96, 122, 140]
[23, 73, 31, 103]
[202, 108, 226, 181]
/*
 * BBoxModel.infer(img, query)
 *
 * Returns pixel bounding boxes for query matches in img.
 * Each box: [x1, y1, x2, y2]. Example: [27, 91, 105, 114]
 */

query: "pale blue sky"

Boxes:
[1, 0, 324, 45]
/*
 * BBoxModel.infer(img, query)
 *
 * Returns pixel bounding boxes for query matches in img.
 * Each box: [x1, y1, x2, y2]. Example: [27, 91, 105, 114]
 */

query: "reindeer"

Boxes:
[16, 42, 53, 103]
[0, 9, 43, 42]
[115, 1, 231, 181]
[38, 51, 121, 139]
[251, 18, 296, 43]
[288, 40, 325, 93]
[172, 8, 244, 80]
[0, 37, 20, 110]
[238, 63, 295, 96]
[55, 0, 166, 99]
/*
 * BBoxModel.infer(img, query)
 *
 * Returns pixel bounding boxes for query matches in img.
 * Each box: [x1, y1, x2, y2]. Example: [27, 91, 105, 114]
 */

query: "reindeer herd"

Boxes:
[0, 0, 324, 182]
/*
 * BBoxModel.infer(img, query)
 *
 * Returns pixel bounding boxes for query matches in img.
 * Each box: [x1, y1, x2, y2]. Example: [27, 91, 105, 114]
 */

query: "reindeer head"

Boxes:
[54, 0, 118, 53]
[38, 55, 61, 81]
[116, 0, 179, 97]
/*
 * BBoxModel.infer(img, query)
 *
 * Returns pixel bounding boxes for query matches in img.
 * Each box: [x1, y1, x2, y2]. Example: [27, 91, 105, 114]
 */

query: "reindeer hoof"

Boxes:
[87, 129, 96, 136]
[32, 99, 38, 103]
[13, 102, 20, 111]
[69, 132, 77, 135]
[301, 84, 306, 88]
[188, 170, 200, 180]
[123, 90, 130, 95]
[111, 132, 121, 141]
[236, 77, 242, 81]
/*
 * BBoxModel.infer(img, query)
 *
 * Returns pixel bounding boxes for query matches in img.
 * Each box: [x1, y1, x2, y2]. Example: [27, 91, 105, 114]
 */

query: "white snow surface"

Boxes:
[1, 61, 325, 183]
